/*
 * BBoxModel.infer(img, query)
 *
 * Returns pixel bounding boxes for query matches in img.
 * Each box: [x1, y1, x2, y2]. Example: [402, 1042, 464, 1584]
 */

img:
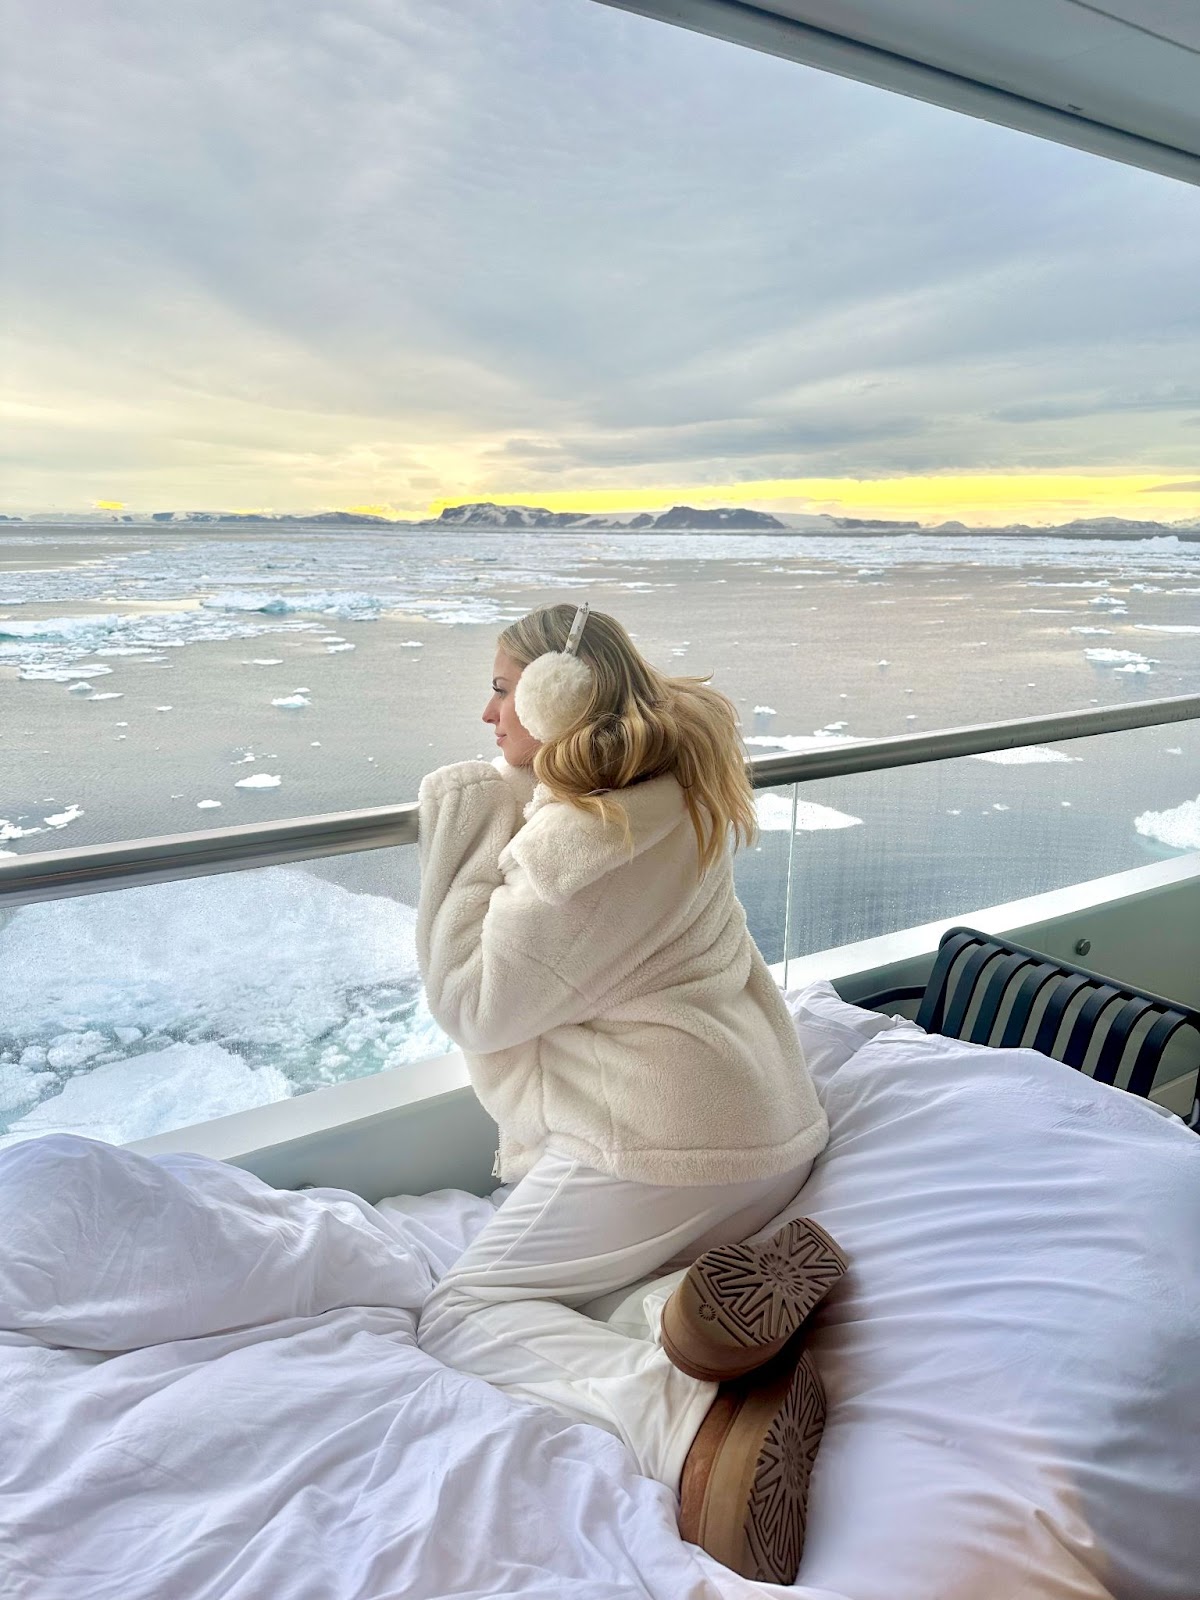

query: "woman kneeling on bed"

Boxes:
[416, 602, 846, 1584]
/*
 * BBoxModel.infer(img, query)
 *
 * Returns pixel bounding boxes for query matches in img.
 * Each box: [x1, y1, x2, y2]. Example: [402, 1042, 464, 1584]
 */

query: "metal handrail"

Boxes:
[3, 692, 1198, 909]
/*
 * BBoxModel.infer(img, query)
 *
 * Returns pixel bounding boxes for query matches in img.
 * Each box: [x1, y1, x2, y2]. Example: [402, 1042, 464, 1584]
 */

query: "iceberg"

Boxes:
[235, 773, 281, 789]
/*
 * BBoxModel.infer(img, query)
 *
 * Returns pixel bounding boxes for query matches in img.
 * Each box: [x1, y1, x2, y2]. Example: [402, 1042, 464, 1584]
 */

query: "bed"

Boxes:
[2, 985, 1197, 1600]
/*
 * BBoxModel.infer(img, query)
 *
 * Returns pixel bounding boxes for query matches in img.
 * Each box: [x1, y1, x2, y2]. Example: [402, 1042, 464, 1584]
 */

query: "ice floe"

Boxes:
[0, 1042, 292, 1148]
[755, 794, 863, 832]
[197, 800, 222, 809]
[1134, 795, 1200, 852]
[326, 642, 355, 652]
[753, 705, 777, 716]
[970, 746, 1081, 765]
[43, 804, 83, 828]
[744, 729, 858, 754]
[271, 694, 310, 709]
[1134, 623, 1200, 635]
[235, 773, 281, 789]
[0, 866, 449, 1139]
[1084, 648, 1158, 668]
[204, 591, 390, 621]
[1070, 627, 1112, 636]
[0, 820, 45, 842]
[245, 657, 284, 666]
[66, 681, 92, 694]
[87, 691, 123, 701]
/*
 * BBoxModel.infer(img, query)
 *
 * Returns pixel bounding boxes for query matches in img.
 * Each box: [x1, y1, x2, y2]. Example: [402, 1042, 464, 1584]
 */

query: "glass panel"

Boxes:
[0, 847, 446, 1150]
[775, 719, 1200, 973]
[733, 783, 799, 967]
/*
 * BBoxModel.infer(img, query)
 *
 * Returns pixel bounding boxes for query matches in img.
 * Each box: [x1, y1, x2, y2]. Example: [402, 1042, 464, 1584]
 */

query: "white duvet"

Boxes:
[1, 986, 1197, 1599]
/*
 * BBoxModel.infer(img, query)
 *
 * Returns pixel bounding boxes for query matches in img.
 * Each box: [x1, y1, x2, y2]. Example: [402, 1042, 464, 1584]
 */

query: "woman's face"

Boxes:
[483, 649, 540, 767]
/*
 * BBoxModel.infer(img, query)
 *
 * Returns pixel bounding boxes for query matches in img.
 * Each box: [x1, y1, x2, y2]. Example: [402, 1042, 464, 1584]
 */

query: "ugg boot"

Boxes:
[661, 1216, 847, 1382]
[678, 1346, 826, 1583]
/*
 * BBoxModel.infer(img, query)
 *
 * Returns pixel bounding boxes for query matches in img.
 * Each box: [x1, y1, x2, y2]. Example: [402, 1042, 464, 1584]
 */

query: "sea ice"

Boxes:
[43, 805, 84, 828]
[46, 1030, 109, 1071]
[1134, 624, 1200, 635]
[744, 730, 857, 754]
[1070, 627, 1112, 636]
[0, 866, 447, 1136]
[235, 773, 281, 788]
[326, 642, 355, 652]
[1166, 747, 1182, 756]
[66, 681, 92, 694]
[0, 1060, 56, 1120]
[1115, 662, 1153, 673]
[970, 747, 1081, 765]
[244, 658, 284, 666]
[755, 794, 863, 832]
[0, 1042, 291, 1148]
[399, 640, 424, 648]
[87, 692, 123, 701]
[197, 800, 222, 809]
[753, 705, 777, 716]
[0, 820, 44, 842]
[156, 705, 173, 711]
[271, 694, 310, 709]
[1084, 649, 1158, 667]
[1134, 796, 1200, 852]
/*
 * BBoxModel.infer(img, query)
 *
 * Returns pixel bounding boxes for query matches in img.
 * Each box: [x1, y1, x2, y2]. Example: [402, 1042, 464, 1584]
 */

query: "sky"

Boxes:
[2, 0, 1199, 526]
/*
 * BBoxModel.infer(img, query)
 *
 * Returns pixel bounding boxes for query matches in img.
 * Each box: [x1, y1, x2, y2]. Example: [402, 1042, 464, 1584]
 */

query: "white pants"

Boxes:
[416, 1151, 813, 1493]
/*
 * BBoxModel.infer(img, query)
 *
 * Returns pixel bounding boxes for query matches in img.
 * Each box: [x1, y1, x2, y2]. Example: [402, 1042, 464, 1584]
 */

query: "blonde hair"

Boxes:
[499, 604, 757, 873]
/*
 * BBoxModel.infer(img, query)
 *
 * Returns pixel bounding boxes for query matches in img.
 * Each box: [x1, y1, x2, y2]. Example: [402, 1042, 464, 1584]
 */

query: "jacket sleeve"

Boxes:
[416, 762, 590, 1054]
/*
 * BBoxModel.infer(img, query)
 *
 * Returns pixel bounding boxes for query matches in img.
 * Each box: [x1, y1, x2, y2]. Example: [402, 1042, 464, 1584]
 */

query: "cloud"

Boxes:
[4, 0, 1199, 512]
[1143, 479, 1200, 492]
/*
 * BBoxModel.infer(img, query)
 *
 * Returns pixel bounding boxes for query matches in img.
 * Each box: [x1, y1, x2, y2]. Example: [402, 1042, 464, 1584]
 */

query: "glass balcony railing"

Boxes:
[736, 715, 1200, 974]
[2, 694, 1198, 1150]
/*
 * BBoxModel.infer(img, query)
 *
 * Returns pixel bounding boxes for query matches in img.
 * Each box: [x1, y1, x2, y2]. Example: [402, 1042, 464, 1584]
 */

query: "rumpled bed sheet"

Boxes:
[1, 983, 1197, 1599]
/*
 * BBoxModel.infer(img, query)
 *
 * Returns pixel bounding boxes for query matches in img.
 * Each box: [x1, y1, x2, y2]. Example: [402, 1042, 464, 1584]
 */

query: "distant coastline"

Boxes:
[2, 500, 1198, 541]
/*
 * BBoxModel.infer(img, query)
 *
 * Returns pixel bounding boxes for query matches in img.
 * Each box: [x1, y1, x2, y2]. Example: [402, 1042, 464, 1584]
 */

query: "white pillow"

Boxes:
[772, 990, 1200, 1600]
[785, 977, 916, 1080]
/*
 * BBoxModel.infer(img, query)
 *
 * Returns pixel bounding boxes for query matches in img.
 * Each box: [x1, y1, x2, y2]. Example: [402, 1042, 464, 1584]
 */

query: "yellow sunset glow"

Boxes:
[93, 498, 125, 511]
[426, 474, 1199, 527]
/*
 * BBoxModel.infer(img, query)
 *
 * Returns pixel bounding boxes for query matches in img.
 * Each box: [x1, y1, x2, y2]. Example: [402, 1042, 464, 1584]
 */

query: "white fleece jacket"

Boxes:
[416, 759, 828, 1187]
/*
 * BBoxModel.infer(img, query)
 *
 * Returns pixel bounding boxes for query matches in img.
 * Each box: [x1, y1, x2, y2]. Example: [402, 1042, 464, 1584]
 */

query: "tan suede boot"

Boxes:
[661, 1217, 847, 1382]
[678, 1347, 826, 1584]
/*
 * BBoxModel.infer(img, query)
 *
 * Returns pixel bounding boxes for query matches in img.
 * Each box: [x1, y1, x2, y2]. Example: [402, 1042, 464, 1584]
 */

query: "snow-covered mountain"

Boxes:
[5, 504, 1198, 537]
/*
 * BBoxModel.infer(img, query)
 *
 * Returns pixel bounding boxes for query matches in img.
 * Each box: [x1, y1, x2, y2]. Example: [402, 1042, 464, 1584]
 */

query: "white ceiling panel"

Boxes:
[595, 0, 1200, 184]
